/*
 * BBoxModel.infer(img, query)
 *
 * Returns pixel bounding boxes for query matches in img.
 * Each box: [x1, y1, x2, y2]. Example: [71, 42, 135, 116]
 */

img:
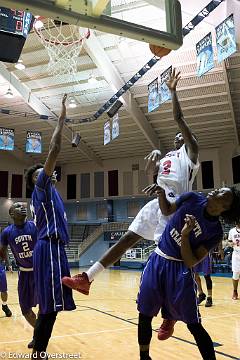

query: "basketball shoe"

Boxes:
[197, 292, 206, 305]
[232, 290, 238, 300]
[62, 272, 92, 295]
[2, 304, 12, 317]
[158, 319, 176, 340]
[205, 296, 213, 307]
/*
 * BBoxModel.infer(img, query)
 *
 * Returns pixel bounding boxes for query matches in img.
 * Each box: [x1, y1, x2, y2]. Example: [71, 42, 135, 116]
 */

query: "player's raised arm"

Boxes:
[167, 68, 199, 164]
[44, 94, 67, 176]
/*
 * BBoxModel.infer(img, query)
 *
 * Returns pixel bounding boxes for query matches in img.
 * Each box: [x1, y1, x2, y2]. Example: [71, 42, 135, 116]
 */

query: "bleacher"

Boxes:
[66, 223, 100, 261]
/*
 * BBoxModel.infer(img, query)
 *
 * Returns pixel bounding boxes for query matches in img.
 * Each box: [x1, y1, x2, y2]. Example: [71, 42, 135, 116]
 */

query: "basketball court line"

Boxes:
[0, 326, 134, 345]
[0, 305, 239, 358]
[82, 306, 240, 360]
[201, 312, 240, 321]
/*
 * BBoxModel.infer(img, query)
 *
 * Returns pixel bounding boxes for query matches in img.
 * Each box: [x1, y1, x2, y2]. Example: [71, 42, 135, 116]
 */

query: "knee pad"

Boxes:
[204, 275, 212, 290]
[232, 272, 240, 280]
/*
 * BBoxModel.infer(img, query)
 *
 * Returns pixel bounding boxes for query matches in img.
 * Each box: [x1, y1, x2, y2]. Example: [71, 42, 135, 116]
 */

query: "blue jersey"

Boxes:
[158, 192, 223, 259]
[0, 221, 37, 268]
[31, 169, 70, 244]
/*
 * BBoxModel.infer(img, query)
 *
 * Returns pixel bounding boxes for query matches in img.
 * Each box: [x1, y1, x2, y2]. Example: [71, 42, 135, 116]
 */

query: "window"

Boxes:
[11, 174, 23, 198]
[67, 174, 76, 199]
[81, 173, 90, 198]
[94, 172, 104, 197]
[0, 171, 8, 197]
[108, 170, 118, 196]
[232, 156, 240, 184]
[201, 161, 214, 189]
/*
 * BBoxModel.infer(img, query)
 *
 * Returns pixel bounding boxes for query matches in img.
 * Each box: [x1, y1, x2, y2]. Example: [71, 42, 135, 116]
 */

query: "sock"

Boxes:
[2, 302, 7, 306]
[140, 350, 151, 360]
[86, 261, 105, 282]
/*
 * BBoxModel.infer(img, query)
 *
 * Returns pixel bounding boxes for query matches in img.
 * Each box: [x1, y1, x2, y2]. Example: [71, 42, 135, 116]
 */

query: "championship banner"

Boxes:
[148, 77, 160, 112]
[0, 128, 14, 151]
[26, 131, 42, 153]
[160, 66, 172, 104]
[216, 14, 237, 63]
[104, 121, 111, 145]
[196, 33, 214, 77]
[112, 113, 120, 140]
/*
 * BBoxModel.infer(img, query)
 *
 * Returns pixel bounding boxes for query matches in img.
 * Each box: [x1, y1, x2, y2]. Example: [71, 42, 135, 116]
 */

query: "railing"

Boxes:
[77, 221, 130, 257]
[122, 244, 156, 261]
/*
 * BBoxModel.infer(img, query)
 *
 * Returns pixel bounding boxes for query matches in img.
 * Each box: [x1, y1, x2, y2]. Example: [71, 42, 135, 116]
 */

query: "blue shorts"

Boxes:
[137, 252, 200, 324]
[0, 265, 7, 293]
[194, 255, 212, 275]
[33, 238, 76, 314]
[18, 271, 37, 314]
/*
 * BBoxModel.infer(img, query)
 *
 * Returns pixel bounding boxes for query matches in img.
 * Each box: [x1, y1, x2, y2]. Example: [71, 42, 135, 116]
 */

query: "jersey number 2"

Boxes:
[162, 160, 171, 175]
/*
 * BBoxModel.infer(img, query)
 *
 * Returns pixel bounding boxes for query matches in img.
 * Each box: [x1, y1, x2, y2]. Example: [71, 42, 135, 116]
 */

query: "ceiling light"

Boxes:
[88, 73, 98, 84]
[15, 59, 25, 70]
[68, 98, 77, 108]
[5, 87, 14, 98]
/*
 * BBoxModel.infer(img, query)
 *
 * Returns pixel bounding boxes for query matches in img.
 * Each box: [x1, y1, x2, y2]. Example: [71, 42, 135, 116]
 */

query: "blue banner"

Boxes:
[148, 77, 160, 112]
[0, 127, 14, 151]
[26, 131, 42, 153]
[216, 14, 237, 63]
[196, 33, 214, 77]
[112, 113, 120, 140]
[160, 66, 172, 104]
[104, 121, 111, 145]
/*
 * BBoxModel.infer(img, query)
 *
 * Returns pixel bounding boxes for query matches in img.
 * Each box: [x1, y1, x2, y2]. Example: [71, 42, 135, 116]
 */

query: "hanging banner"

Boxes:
[160, 66, 172, 104]
[216, 14, 237, 63]
[26, 131, 42, 153]
[148, 77, 160, 112]
[196, 33, 214, 77]
[104, 121, 111, 145]
[112, 113, 120, 140]
[0, 128, 14, 151]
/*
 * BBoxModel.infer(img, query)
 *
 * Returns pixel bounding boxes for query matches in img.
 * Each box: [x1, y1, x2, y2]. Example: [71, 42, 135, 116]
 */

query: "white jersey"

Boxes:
[157, 144, 199, 196]
[228, 227, 240, 254]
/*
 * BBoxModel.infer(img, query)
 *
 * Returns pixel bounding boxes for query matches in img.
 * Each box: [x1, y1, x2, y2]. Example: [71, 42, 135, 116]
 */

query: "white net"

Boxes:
[34, 19, 89, 76]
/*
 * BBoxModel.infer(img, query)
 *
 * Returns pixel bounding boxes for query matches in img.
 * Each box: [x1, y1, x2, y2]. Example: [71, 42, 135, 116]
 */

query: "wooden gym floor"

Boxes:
[0, 269, 239, 359]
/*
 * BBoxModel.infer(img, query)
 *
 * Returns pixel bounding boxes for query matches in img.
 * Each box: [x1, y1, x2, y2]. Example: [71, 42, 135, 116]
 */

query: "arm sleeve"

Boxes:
[35, 169, 52, 201]
[0, 229, 8, 246]
[36, 169, 51, 190]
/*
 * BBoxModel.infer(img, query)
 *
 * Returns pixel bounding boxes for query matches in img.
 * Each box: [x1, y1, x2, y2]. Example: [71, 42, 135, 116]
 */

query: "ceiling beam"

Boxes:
[83, 31, 161, 150]
[0, 63, 103, 166]
[221, 60, 239, 145]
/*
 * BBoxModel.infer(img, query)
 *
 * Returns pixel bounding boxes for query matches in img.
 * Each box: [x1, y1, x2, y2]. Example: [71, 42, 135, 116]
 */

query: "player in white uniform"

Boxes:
[228, 223, 240, 300]
[63, 68, 199, 297]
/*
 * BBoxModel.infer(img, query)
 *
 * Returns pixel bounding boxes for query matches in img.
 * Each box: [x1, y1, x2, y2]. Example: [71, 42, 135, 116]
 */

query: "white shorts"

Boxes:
[232, 252, 240, 273]
[128, 198, 172, 242]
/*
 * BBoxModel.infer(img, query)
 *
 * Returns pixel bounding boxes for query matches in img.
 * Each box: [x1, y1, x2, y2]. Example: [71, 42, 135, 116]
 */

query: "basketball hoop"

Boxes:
[34, 17, 90, 76]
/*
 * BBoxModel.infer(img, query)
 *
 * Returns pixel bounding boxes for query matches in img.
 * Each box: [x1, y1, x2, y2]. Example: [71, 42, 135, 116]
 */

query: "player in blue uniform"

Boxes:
[137, 185, 240, 360]
[25, 94, 76, 359]
[194, 254, 213, 307]
[0, 202, 37, 348]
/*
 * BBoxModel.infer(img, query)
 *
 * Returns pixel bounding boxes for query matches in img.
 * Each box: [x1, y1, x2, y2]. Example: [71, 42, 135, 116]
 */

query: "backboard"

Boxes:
[0, 0, 183, 49]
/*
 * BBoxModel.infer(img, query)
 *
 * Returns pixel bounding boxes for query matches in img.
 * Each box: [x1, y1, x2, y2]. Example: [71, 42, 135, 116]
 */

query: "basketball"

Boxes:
[149, 44, 172, 58]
